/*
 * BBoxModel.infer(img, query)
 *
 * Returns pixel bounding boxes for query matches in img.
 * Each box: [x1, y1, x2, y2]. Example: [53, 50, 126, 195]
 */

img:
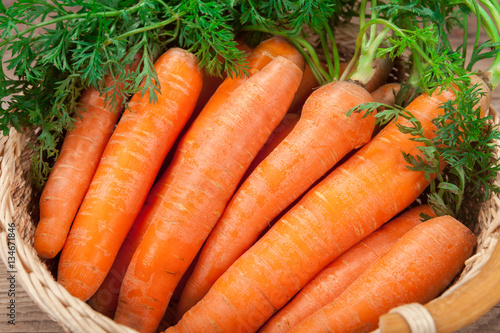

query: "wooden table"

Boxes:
[2, 1, 500, 331]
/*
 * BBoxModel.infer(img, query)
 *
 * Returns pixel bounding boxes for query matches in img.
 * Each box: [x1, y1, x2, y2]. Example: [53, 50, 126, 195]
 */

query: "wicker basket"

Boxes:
[1, 48, 500, 332]
[1, 105, 499, 333]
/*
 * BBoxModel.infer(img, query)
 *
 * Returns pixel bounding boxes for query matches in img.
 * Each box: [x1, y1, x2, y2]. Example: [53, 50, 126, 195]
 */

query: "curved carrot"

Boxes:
[289, 215, 476, 333]
[176, 80, 377, 317]
[86, 38, 302, 319]
[114, 55, 303, 333]
[57, 48, 203, 301]
[34, 56, 140, 259]
[259, 204, 435, 333]
[166, 84, 473, 333]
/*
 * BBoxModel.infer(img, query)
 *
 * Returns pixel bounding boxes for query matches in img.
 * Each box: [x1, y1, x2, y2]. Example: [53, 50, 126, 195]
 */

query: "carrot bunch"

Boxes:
[26, 0, 500, 333]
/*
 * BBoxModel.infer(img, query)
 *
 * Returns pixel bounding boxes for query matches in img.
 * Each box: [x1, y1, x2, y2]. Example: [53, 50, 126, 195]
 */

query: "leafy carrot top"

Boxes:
[346, 0, 500, 225]
[1, 0, 247, 188]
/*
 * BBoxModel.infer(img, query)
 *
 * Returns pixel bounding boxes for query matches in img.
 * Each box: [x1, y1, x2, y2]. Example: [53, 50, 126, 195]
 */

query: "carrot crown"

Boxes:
[346, 0, 500, 226]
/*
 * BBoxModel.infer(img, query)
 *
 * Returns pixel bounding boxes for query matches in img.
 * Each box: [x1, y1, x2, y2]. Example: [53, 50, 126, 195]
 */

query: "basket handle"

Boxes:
[378, 232, 500, 333]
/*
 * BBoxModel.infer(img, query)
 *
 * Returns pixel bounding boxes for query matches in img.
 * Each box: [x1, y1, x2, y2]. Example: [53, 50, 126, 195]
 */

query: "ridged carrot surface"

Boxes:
[290, 215, 476, 333]
[241, 112, 300, 183]
[57, 48, 203, 301]
[34, 57, 140, 259]
[86, 38, 302, 319]
[166, 86, 461, 333]
[177, 80, 377, 316]
[114, 55, 303, 333]
[259, 205, 435, 333]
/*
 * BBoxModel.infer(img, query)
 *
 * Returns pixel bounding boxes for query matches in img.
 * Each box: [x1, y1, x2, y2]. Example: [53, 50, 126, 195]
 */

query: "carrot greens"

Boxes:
[349, 0, 500, 225]
[0, 0, 246, 188]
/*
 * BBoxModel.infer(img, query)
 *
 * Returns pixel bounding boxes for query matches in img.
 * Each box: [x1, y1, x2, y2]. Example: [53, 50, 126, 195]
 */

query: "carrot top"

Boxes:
[346, 0, 500, 226]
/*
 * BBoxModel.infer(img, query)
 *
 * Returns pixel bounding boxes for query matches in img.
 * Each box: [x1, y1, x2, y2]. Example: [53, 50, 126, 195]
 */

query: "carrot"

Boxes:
[371, 82, 401, 106]
[86, 38, 302, 319]
[157, 42, 252, 180]
[289, 215, 476, 333]
[34, 56, 140, 259]
[114, 55, 304, 333]
[176, 79, 378, 317]
[259, 205, 435, 333]
[57, 48, 203, 301]
[287, 62, 348, 114]
[363, 57, 394, 93]
[241, 112, 300, 182]
[166, 81, 484, 333]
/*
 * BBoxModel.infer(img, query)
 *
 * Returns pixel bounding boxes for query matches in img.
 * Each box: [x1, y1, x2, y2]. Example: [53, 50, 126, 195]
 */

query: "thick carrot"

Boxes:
[195, 36, 304, 127]
[259, 205, 435, 333]
[86, 38, 302, 319]
[114, 55, 303, 333]
[287, 62, 348, 114]
[289, 215, 476, 333]
[34, 56, 140, 259]
[176, 80, 378, 317]
[166, 82, 484, 333]
[57, 48, 203, 301]
[253, 82, 402, 243]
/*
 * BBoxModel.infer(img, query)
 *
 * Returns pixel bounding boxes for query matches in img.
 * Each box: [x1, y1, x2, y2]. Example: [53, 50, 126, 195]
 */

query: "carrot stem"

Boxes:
[323, 23, 341, 80]
[239, 25, 332, 84]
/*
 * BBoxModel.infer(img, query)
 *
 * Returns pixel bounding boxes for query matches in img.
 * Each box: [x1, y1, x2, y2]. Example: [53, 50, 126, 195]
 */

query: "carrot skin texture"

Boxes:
[290, 215, 476, 333]
[157, 43, 252, 183]
[114, 56, 303, 333]
[371, 83, 401, 106]
[241, 112, 300, 183]
[167, 87, 460, 333]
[259, 205, 435, 333]
[88, 38, 302, 319]
[57, 48, 203, 301]
[34, 58, 140, 259]
[287, 62, 348, 114]
[177, 80, 377, 317]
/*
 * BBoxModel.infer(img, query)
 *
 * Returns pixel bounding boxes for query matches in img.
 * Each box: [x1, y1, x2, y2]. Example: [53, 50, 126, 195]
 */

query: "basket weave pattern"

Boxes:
[0, 104, 499, 332]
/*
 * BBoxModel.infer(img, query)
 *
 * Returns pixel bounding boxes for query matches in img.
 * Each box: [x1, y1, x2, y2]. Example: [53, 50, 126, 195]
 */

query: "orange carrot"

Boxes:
[57, 48, 203, 301]
[287, 62, 348, 113]
[86, 38, 302, 319]
[158, 42, 252, 179]
[254, 82, 402, 244]
[259, 205, 435, 333]
[195, 36, 303, 126]
[166, 84, 471, 333]
[114, 55, 303, 333]
[241, 112, 300, 182]
[176, 79, 378, 317]
[34, 56, 140, 259]
[289, 215, 476, 333]
[371, 82, 401, 106]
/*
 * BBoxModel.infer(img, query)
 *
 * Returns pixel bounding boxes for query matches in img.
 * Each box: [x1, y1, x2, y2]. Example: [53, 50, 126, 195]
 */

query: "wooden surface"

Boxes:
[2, 1, 500, 332]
